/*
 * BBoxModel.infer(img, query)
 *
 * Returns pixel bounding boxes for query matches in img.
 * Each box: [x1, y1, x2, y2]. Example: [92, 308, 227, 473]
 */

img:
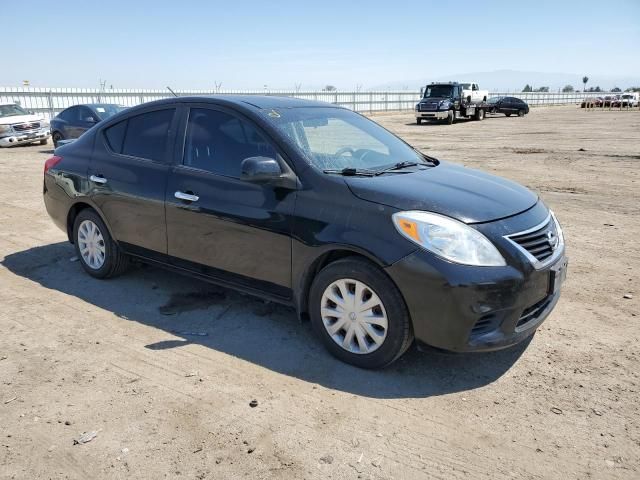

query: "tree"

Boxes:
[611, 87, 621, 92]
[535, 86, 550, 92]
[323, 85, 337, 92]
[562, 85, 575, 92]
[522, 84, 532, 92]
[582, 76, 589, 92]
[625, 87, 640, 92]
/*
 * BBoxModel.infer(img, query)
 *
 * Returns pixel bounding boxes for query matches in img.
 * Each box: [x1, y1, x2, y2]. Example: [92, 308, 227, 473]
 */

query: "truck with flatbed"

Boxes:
[415, 82, 491, 125]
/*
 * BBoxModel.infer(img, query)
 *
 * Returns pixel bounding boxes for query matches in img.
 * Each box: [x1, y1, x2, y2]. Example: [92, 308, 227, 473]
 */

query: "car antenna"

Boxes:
[166, 86, 179, 98]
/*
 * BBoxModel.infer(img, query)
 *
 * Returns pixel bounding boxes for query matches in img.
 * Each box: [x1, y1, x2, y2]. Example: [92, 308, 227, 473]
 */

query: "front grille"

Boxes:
[516, 296, 551, 330]
[508, 217, 558, 263]
[13, 122, 41, 132]
[419, 103, 436, 111]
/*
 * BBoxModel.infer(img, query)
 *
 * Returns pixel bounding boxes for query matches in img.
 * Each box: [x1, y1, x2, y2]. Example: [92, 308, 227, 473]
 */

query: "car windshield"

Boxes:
[92, 104, 126, 120]
[263, 107, 426, 171]
[0, 104, 29, 118]
[488, 96, 502, 104]
[460, 83, 471, 89]
[423, 85, 454, 99]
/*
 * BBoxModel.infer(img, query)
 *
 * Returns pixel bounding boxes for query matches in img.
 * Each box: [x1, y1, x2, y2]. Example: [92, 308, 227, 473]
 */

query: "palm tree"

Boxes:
[582, 76, 589, 92]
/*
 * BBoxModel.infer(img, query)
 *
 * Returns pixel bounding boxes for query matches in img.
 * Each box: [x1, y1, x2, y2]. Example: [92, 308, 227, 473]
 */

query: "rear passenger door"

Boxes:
[165, 105, 296, 298]
[89, 106, 179, 259]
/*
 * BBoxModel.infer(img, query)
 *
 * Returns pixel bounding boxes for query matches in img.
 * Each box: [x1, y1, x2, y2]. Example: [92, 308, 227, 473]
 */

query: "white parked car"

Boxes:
[0, 103, 50, 147]
[620, 93, 639, 107]
[460, 82, 489, 104]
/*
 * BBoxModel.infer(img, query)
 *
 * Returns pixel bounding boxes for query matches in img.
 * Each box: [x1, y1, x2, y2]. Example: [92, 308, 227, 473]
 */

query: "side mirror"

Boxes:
[241, 156, 283, 183]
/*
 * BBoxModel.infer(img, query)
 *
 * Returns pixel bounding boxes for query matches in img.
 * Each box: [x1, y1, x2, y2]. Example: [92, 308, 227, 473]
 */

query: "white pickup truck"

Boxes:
[0, 103, 50, 147]
[460, 82, 489, 104]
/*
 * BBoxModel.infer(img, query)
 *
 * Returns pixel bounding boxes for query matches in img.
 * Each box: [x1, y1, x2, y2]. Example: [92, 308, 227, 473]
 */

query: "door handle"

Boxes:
[89, 175, 107, 184]
[174, 191, 199, 202]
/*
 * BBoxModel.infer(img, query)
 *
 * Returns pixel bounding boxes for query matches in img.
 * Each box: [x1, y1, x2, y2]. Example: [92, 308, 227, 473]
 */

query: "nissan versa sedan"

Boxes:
[487, 96, 530, 116]
[43, 96, 567, 368]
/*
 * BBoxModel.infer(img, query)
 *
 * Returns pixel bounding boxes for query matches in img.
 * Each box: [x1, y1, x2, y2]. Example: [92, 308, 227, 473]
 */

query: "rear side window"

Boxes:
[183, 108, 277, 178]
[104, 108, 175, 162]
[57, 107, 77, 122]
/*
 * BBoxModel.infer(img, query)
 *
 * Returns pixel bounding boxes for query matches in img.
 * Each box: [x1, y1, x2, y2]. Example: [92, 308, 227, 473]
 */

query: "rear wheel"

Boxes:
[416, 118, 422, 125]
[73, 209, 129, 279]
[309, 258, 413, 369]
[475, 108, 485, 121]
[52, 132, 63, 148]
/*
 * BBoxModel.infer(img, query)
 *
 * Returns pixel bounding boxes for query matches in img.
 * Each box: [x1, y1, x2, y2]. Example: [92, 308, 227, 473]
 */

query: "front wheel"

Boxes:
[505, 112, 512, 117]
[446, 110, 454, 125]
[518, 109, 525, 117]
[73, 209, 129, 279]
[39, 138, 48, 145]
[309, 258, 413, 369]
[416, 118, 422, 125]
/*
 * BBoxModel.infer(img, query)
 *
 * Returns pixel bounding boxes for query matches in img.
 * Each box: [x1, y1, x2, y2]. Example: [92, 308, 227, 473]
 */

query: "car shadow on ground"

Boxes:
[2, 242, 531, 399]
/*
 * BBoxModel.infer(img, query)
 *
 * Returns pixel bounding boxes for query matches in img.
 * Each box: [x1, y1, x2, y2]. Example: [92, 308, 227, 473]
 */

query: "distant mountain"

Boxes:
[370, 70, 640, 92]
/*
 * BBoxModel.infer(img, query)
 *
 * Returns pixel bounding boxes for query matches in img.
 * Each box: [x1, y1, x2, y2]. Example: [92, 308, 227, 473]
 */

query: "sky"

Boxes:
[4, 0, 640, 90]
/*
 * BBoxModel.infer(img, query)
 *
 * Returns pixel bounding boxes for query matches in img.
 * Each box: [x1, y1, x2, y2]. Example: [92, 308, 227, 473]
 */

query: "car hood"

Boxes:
[0, 114, 44, 126]
[345, 161, 538, 224]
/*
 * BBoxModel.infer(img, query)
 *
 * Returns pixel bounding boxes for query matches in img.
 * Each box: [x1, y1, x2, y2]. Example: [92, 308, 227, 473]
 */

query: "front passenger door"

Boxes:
[165, 106, 296, 299]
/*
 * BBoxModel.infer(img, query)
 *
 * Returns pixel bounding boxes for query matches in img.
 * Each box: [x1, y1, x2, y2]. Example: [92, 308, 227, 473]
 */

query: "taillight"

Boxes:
[44, 155, 62, 174]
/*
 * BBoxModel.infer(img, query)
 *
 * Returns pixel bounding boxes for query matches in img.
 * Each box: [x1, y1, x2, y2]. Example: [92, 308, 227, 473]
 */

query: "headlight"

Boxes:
[392, 211, 506, 266]
[0, 125, 13, 135]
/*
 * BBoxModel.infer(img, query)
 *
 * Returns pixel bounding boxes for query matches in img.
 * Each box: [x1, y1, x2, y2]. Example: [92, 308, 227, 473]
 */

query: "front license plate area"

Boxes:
[548, 258, 568, 295]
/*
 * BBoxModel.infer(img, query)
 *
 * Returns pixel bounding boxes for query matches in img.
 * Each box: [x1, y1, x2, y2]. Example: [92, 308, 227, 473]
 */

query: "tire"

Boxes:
[475, 108, 485, 121]
[39, 138, 48, 145]
[517, 109, 525, 117]
[309, 258, 413, 369]
[73, 209, 129, 279]
[416, 118, 422, 125]
[52, 131, 63, 148]
[446, 110, 454, 125]
[505, 112, 512, 117]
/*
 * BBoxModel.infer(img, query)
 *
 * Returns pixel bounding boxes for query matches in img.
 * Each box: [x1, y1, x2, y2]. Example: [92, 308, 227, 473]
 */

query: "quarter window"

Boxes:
[183, 108, 277, 178]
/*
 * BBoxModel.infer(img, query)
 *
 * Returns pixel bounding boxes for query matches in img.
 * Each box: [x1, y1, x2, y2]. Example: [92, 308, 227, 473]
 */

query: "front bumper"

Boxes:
[0, 128, 50, 147]
[416, 110, 449, 120]
[385, 205, 568, 353]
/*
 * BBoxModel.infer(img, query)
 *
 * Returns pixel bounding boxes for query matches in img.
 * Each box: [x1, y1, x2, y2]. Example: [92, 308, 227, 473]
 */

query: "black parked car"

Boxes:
[43, 96, 566, 368]
[488, 96, 530, 116]
[50, 104, 126, 147]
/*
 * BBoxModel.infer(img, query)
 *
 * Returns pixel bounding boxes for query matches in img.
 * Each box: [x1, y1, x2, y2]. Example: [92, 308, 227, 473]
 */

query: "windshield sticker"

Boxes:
[96, 107, 106, 113]
[268, 109, 281, 118]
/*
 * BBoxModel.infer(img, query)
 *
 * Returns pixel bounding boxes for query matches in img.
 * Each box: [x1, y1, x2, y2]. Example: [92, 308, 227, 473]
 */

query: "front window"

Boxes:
[488, 97, 502, 104]
[423, 85, 454, 99]
[0, 104, 29, 118]
[263, 107, 425, 171]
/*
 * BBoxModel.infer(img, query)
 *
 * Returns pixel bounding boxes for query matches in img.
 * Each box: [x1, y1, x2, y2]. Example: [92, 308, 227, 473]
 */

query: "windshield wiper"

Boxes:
[323, 167, 377, 176]
[373, 161, 421, 176]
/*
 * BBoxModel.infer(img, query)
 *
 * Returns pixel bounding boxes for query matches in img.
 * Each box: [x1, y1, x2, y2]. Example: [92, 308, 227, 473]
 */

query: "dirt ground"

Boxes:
[1, 106, 638, 479]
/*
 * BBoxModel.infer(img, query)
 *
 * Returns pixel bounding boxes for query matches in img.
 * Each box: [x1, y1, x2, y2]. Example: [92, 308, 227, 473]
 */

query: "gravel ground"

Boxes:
[0, 106, 638, 479]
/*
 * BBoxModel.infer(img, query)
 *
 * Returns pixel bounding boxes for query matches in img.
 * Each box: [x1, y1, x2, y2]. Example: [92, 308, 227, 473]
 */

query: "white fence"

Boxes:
[0, 86, 619, 120]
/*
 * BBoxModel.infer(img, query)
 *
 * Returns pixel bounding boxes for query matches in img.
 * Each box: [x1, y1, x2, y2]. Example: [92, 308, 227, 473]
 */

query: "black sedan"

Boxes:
[50, 103, 126, 147]
[43, 96, 566, 368]
[488, 96, 530, 116]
